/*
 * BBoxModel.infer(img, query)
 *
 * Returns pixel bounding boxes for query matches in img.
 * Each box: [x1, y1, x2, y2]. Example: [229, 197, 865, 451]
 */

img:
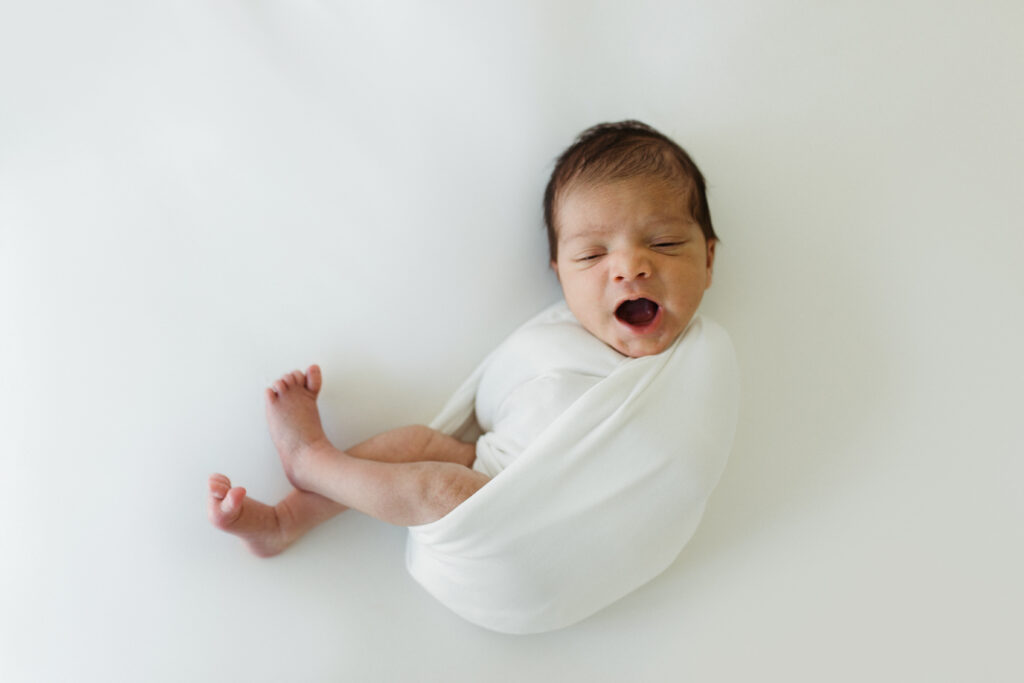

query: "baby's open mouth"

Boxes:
[615, 298, 659, 326]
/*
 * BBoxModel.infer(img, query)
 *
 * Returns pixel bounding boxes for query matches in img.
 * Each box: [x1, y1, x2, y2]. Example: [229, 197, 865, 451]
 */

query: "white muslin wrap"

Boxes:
[406, 302, 740, 634]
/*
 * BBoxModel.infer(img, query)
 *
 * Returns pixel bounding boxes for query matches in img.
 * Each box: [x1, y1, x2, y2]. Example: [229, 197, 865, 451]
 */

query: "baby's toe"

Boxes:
[290, 370, 305, 387]
[209, 474, 231, 499]
[223, 486, 246, 512]
[273, 379, 288, 394]
[305, 365, 322, 393]
[209, 486, 245, 528]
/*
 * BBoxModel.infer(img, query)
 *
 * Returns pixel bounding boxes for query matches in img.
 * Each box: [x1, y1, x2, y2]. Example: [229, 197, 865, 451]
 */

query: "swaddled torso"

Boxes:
[471, 302, 625, 477]
[410, 303, 739, 634]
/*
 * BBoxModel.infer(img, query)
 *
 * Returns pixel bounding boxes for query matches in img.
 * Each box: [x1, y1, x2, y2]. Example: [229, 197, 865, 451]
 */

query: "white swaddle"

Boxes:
[406, 301, 740, 634]
[470, 303, 625, 477]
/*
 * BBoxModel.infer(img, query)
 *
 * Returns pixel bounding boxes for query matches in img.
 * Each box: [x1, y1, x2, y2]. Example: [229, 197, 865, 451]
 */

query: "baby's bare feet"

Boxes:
[265, 365, 329, 489]
[207, 473, 290, 558]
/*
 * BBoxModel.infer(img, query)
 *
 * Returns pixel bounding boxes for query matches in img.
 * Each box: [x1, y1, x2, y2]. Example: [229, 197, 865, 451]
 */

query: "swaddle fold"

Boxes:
[406, 302, 739, 634]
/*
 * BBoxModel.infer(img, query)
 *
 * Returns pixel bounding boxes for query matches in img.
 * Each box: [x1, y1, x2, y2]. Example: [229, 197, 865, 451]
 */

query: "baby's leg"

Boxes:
[208, 428, 479, 554]
[206, 474, 339, 557]
[293, 448, 490, 526]
[265, 365, 487, 525]
[210, 365, 481, 552]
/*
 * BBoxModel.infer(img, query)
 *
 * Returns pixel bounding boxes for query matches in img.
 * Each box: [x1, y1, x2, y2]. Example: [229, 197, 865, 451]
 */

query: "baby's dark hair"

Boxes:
[543, 120, 717, 262]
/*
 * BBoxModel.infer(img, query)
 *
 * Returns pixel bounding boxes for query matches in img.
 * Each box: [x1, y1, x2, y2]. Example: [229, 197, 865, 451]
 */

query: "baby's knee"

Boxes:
[428, 465, 489, 518]
[397, 424, 436, 451]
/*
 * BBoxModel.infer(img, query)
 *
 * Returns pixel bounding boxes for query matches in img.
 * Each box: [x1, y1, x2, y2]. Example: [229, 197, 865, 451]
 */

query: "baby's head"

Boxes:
[544, 120, 719, 358]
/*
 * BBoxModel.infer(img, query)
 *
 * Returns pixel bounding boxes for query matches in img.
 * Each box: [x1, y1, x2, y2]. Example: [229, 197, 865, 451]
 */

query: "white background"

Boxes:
[2, 2, 1022, 681]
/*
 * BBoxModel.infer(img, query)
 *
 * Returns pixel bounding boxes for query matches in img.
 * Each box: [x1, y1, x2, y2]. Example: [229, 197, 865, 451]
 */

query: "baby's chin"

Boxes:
[596, 322, 682, 358]
[608, 310, 687, 358]
[608, 335, 676, 358]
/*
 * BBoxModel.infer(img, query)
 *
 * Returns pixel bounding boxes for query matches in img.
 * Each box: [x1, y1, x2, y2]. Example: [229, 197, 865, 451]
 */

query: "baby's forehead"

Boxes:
[555, 175, 698, 233]
[562, 171, 693, 197]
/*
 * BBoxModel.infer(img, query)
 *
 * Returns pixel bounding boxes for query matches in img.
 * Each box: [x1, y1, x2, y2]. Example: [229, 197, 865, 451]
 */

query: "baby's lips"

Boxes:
[614, 292, 660, 309]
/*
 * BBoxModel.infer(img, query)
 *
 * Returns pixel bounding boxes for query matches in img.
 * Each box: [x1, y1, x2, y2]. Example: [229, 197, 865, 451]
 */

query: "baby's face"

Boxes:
[551, 176, 716, 358]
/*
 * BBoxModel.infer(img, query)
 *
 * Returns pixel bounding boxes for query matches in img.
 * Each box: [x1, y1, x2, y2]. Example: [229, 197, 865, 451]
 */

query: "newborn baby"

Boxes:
[208, 121, 734, 632]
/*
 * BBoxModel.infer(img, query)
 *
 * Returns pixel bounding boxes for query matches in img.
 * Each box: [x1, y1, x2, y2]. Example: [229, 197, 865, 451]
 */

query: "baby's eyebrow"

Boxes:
[559, 227, 611, 245]
[561, 217, 694, 244]
[642, 214, 697, 228]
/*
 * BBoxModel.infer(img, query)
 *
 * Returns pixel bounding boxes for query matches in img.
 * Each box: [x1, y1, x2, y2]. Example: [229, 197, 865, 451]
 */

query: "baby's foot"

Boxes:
[265, 365, 329, 489]
[207, 473, 291, 558]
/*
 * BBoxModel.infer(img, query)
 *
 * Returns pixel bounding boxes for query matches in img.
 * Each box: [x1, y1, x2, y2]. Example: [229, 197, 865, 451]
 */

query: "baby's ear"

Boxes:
[705, 239, 717, 287]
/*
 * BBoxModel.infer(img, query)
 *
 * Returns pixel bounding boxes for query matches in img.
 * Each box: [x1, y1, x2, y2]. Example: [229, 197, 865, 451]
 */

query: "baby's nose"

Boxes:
[612, 251, 652, 281]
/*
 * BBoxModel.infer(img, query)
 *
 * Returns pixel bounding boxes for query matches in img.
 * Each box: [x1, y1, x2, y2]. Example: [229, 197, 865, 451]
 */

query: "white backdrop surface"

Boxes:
[2, 1, 1022, 681]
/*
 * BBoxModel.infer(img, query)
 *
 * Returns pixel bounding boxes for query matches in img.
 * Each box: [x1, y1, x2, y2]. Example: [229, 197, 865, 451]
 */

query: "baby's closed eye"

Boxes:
[651, 240, 688, 251]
